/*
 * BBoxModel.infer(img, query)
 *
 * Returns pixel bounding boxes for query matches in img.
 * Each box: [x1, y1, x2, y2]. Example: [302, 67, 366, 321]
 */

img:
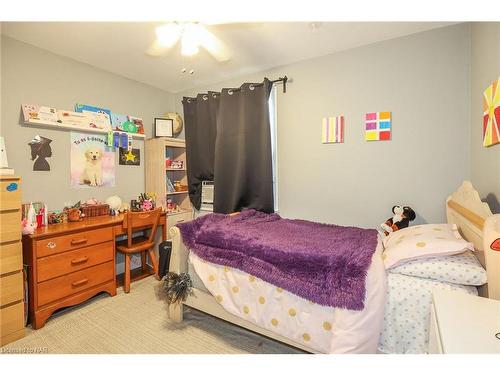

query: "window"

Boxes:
[268, 86, 278, 212]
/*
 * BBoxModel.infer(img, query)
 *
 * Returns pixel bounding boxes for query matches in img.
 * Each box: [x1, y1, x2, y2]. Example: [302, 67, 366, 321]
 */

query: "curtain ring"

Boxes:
[212, 93, 218, 98]
[249, 84, 255, 91]
[202, 95, 208, 101]
[187, 98, 192, 103]
[228, 89, 233, 95]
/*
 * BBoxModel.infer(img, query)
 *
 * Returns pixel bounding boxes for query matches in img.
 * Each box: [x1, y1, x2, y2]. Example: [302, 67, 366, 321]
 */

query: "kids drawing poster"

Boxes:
[70, 132, 115, 188]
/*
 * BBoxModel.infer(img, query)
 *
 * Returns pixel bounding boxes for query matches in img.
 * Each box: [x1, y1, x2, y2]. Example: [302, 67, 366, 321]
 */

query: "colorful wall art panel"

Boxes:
[70, 132, 115, 188]
[365, 112, 391, 141]
[482, 77, 500, 147]
[322, 116, 344, 143]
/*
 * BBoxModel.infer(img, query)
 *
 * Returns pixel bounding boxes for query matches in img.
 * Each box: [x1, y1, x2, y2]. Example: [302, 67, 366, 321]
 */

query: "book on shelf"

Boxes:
[166, 176, 175, 193]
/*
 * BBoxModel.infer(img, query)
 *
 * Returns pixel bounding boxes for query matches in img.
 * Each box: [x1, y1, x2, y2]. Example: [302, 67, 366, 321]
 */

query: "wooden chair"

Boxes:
[116, 208, 162, 293]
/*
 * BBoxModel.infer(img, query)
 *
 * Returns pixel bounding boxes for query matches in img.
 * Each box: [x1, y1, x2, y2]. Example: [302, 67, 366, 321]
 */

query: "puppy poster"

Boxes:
[70, 132, 115, 188]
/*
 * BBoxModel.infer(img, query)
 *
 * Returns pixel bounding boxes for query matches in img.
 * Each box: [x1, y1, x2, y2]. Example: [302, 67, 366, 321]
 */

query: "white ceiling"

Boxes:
[2, 22, 454, 93]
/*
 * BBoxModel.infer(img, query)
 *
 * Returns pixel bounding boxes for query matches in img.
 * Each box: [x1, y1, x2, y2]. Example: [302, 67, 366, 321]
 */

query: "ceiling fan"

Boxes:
[146, 22, 231, 62]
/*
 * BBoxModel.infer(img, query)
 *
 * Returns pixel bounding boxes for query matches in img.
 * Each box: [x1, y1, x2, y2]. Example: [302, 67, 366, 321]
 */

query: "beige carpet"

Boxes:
[3, 276, 303, 354]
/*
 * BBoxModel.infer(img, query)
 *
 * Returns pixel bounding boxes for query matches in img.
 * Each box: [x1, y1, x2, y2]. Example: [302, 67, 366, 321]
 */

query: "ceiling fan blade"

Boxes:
[145, 40, 170, 57]
[196, 25, 231, 62]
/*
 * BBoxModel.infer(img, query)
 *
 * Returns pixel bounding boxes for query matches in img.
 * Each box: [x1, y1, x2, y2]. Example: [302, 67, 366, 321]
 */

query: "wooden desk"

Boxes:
[22, 212, 166, 329]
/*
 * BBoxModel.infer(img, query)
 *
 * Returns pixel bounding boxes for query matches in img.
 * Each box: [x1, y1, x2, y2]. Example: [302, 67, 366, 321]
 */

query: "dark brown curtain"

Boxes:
[182, 92, 219, 210]
[214, 79, 274, 213]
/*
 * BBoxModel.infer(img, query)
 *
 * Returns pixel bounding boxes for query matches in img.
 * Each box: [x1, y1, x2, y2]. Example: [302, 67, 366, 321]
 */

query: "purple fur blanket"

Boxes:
[177, 209, 379, 310]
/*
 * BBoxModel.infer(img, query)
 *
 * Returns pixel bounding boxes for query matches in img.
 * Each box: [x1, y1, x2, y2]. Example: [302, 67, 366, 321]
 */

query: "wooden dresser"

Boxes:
[23, 222, 117, 329]
[22, 213, 167, 329]
[0, 176, 25, 346]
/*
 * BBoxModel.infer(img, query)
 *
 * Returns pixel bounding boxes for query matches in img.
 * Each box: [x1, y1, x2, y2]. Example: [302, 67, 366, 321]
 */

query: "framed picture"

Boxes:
[154, 118, 173, 137]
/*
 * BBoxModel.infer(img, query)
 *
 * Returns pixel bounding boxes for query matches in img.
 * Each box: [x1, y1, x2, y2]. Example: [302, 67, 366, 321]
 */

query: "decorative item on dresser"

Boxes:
[145, 137, 193, 240]
[0, 176, 25, 346]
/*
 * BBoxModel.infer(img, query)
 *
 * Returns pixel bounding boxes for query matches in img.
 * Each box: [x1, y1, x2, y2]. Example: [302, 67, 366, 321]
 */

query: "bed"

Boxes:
[167, 181, 500, 353]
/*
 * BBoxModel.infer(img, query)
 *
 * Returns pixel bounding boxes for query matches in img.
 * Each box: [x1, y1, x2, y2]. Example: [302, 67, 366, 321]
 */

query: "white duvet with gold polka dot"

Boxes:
[189, 242, 387, 354]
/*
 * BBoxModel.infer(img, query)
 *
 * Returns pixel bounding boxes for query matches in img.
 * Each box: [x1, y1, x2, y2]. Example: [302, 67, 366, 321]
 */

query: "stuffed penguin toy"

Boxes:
[381, 205, 416, 236]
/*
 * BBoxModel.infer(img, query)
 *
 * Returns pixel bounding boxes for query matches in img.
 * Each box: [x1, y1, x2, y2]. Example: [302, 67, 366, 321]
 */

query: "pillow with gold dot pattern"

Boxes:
[389, 250, 486, 286]
[382, 224, 474, 269]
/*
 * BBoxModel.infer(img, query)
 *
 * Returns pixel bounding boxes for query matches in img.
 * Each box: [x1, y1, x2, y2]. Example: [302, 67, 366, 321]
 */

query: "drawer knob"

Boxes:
[47, 242, 56, 249]
[71, 238, 88, 245]
[71, 256, 89, 265]
[71, 278, 89, 288]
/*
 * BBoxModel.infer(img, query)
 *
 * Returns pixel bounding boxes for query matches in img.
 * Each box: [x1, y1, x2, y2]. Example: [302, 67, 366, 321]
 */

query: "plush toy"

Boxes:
[381, 205, 416, 236]
[21, 218, 37, 235]
[105, 195, 122, 211]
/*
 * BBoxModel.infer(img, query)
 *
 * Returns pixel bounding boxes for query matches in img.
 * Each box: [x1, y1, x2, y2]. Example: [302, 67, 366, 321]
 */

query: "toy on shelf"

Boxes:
[166, 198, 183, 214]
[380, 205, 416, 236]
[170, 160, 184, 169]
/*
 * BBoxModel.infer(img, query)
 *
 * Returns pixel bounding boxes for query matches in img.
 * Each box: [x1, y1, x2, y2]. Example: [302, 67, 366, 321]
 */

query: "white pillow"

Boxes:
[382, 223, 473, 269]
[389, 251, 487, 286]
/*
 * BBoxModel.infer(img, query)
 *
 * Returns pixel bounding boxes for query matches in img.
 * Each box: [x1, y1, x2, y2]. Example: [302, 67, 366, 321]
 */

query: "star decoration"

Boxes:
[124, 150, 136, 162]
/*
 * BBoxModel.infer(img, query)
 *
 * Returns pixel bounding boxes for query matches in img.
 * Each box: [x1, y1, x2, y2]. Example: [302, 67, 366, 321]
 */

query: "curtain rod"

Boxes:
[182, 76, 289, 103]
[228, 76, 288, 94]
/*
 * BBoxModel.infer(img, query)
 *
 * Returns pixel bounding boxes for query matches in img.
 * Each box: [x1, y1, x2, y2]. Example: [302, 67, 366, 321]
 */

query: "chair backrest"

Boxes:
[123, 208, 162, 248]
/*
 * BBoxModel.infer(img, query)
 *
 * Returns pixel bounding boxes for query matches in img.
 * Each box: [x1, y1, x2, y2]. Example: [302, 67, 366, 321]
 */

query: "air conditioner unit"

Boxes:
[201, 181, 214, 212]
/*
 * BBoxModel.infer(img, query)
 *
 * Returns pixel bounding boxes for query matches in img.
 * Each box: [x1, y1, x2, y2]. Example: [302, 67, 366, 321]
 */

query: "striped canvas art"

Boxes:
[322, 116, 344, 143]
[365, 112, 391, 141]
[482, 77, 500, 147]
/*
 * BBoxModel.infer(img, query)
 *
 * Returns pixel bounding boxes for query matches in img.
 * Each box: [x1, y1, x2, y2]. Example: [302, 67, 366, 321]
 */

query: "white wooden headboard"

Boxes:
[446, 181, 500, 300]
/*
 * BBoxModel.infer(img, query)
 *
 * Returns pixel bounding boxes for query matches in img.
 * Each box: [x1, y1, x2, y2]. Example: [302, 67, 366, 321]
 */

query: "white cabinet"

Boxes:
[429, 289, 500, 353]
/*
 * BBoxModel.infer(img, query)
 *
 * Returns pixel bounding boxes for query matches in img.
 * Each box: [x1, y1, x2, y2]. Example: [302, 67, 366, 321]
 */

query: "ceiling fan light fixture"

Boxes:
[156, 23, 181, 47]
[181, 26, 200, 56]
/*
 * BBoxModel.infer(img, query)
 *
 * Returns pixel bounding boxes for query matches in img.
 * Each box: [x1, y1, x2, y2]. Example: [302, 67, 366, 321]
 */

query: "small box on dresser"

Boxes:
[0, 176, 25, 346]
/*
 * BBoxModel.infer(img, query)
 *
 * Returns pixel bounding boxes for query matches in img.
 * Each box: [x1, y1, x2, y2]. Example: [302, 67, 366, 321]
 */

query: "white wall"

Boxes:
[1, 36, 175, 210]
[176, 24, 472, 228]
[470, 22, 500, 213]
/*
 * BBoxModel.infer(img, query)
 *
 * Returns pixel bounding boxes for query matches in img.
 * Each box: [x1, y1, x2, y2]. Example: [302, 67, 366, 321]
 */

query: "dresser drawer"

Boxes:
[37, 261, 114, 307]
[0, 302, 24, 338]
[0, 179, 21, 211]
[0, 271, 24, 307]
[36, 226, 114, 258]
[0, 241, 23, 275]
[0, 210, 21, 243]
[37, 241, 114, 282]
